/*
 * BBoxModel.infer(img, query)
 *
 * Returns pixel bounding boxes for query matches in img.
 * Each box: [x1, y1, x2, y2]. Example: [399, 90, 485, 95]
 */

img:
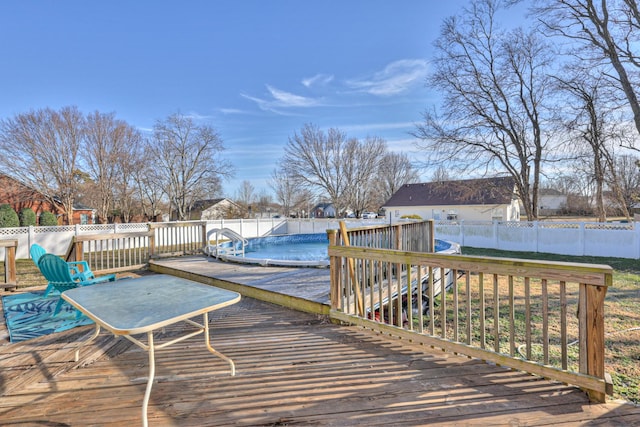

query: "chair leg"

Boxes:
[43, 283, 55, 297]
[53, 298, 65, 317]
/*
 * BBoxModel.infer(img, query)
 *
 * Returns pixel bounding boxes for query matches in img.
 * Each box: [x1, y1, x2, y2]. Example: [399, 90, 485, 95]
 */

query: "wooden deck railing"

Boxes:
[68, 231, 155, 274]
[149, 221, 207, 258]
[328, 233, 613, 403]
[338, 220, 434, 252]
[66, 222, 209, 274]
[0, 239, 18, 290]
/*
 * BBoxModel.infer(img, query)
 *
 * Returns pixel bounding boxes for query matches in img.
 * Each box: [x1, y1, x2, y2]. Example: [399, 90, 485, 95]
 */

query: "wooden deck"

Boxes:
[1, 257, 638, 426]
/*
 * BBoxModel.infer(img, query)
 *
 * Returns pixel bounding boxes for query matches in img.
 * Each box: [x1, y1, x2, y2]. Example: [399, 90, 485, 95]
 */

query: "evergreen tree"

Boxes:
[39, 211, 58, 226]
[0, 204, 20, 227]
[18, 208, 37, 226]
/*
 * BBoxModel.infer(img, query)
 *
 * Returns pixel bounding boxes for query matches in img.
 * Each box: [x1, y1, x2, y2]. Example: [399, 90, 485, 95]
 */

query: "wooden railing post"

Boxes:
[74, 240, 84, 262]
[393, 224, 402, 250]
[201, 221, 208, 248]
[5, 241, 17, 288]
[327, 229, 340, 310]
[148, 226, 156, 259]
[579, 278, 610, 403]
[426, 220, 435, 252]
[339, 221, 363, 316]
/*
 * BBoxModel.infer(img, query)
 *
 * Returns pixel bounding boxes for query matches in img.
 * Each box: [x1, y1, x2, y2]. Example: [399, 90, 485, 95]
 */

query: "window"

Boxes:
[80, 214, 89, 225]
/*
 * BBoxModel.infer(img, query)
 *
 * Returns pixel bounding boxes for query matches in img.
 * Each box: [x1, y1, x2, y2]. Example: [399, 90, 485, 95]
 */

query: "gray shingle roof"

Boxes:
[384, 176, 517, 207]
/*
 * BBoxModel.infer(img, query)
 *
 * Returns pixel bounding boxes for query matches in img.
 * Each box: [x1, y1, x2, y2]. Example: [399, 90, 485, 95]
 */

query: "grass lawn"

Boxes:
[463, 246, 640, 404]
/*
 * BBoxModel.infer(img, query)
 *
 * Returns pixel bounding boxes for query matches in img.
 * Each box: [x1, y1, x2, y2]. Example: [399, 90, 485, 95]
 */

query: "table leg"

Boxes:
[204, 312, 235, 375]
[142, 331, 155, 427]
[74, 323, 101, 362]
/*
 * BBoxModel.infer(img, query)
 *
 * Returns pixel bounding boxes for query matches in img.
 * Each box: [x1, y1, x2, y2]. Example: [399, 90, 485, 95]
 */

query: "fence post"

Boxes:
[393, 224, 402, 250]
[201, 222, 207, 248]
[73, 239, 84, 262]
[578, 278, 610, 403]
[148, 224, 156, 259]
[28, 225, 35, 255]
[5, 241, 17, 288]
[327, 229, 340, 309]
[493, 220, 499, 250]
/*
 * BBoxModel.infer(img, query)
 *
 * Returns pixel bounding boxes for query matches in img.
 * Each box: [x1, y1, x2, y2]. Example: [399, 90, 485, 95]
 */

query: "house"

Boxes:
[191, 198, 242, 220]
[382, 176, 520, 222]
[538, 188, 568, 216]
[311, 202, 336, 218]
[0, 174, 95, 225]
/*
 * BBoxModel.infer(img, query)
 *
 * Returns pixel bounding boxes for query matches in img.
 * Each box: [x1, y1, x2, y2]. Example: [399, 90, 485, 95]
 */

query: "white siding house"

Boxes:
[193, 198, 241, 220]
[382, 176, 521, 222]
[538, 188, 567, 215]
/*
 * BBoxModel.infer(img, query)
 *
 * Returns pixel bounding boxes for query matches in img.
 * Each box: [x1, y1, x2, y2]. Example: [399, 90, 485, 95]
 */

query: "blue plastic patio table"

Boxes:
[62, 274, 241, 427]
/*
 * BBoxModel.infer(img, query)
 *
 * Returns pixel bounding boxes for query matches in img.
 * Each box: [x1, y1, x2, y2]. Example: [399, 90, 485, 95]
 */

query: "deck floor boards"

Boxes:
[1, 259, 638, 426]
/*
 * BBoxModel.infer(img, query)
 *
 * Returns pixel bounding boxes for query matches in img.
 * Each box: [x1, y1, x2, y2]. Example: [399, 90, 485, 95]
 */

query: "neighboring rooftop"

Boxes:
[384, 176, 517, 207]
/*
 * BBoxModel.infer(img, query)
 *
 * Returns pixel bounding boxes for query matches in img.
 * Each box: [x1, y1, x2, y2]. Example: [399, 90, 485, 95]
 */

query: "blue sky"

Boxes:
[0, 1, 507, 199]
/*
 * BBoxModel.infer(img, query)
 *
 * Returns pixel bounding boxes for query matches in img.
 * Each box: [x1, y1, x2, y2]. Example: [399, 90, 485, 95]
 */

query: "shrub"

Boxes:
[401, 214, 422, 220]
[0, 204, 20, 227]
[39, 211, 59, 226]
[19, 208, 37, 226]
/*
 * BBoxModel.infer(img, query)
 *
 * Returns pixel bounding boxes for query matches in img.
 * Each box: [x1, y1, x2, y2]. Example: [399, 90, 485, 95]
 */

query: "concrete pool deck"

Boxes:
[149, 254, 332, 314]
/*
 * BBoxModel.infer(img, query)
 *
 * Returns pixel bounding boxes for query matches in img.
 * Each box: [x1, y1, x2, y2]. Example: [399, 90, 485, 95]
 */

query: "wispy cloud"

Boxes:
[266, 85, 318, 107]
[219, 108, 246, 115]
[345, 59, 429, 96]
[301, 73, 334, 88]
[241, 84, 322, 115]
[184, 111, 214, 121]
[343, 121, 416, 133]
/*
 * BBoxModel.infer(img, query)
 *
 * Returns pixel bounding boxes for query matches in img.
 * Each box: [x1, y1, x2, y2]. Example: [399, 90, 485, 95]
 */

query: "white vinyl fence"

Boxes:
[434, 220, 640, 259]
[0, 218, 638, 260]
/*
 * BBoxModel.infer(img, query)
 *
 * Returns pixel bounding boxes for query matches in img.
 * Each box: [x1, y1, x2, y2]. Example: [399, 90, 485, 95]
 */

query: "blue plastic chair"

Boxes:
[30, 244, 116, 297]
[37, 253, 117, 318]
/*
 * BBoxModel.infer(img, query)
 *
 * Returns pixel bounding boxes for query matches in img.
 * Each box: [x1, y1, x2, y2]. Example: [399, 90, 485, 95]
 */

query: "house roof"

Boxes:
[539, 188, 565, 196]
[383, 176, 517, 207]
[312, 203, 333, 210]
[192, 198, 229, 211]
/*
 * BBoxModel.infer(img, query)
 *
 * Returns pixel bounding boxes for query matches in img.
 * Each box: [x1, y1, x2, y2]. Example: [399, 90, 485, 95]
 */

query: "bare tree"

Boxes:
[270, 162, 303, 217]
[148, 113, 231, 221]
[534, 0, 640, 143]
[414, 0, 553, 220]
[236, 180, 256, 217]
[83, 111, 142, 223]
[255, 190, 273, 218]
[373, 152, 420, 207]
[281, 124, 350, 215]
[430, 166, 452, 183]
[113, 150, 144, 223]
[0, 106, 85, 224]
[342, 136, 387, 215]
[281, 124, 388, 216]
[554, 74, 617, 221]
[608, 154, 640, 216]
[134, 156, 167, 221]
